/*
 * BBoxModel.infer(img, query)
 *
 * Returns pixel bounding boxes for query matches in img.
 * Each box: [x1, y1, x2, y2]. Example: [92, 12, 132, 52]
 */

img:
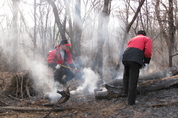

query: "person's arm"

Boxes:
[144, 37, 152, 64]
[66, 49, 74, 64]
[65, 49, 76, 69]
[47, 50, 57, 69]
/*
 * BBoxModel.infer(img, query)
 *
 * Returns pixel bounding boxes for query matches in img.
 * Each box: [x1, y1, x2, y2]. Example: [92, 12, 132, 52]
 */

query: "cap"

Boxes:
[65, 44, 71, 46]
[60, 40, 71, 46]
[137, 30, 146, 36]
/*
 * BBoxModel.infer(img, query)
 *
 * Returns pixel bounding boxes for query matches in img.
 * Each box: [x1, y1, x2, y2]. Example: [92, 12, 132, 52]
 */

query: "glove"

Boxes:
[142, 63, 148, 69]
[55, 64, 61, 69]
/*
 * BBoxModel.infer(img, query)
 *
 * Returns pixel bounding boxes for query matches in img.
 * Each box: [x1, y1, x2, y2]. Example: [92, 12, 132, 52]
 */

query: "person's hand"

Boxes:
[55, 64, 61, 69]
[72, 68, 79, 74]
[142, 63, 148, 69]
[74, 68, 80, 72]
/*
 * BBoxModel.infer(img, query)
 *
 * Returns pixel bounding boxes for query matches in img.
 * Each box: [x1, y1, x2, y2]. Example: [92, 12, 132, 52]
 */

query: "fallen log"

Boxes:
[102, 67, 178, 87]
[95, 76, 178, 99]
[138, 75, 178, 92]
[95, 67, 178, 99]
[0, 106, 68, 111]
[139, 67, 178, 81]
[147, 101, 178, 108]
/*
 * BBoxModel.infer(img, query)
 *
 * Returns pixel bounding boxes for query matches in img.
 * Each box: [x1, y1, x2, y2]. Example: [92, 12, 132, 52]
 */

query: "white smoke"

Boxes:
[71, 67, 99, 94]
[44, 86, 62, 103]
[29, 61, 55, 93]
[29, 61, 63, 103]
[0, 0, 126, 101]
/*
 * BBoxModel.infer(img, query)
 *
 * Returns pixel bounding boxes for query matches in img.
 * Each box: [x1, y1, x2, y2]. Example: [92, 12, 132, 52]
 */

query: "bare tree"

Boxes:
[168, 0, 175, 67]
[112, 0, 145, 80]
[175, 0, 178, 36]
[34, 0, 37, 57]
[155, 0, 175, 67]
[72, 0, 83, 68]
[46, 0, 66, 40]
[91, 0, 111, 81]
[1, 0, 178, 74]
[11, 0, 20, 72]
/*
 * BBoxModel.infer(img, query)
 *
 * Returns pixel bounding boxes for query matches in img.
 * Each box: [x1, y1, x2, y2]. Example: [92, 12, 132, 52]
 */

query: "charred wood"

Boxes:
[0, 106, 68, 111]
[95, 67, 178, 99]
[102, 67, 178, 87]
[139, 67, 178, 81]
[147, 101, 178, 107]
[138, 75, 178, 93]
[44, 86, 70, 118]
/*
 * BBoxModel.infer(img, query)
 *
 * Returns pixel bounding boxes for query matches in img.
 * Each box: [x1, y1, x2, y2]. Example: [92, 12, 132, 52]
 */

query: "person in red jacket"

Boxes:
[47, 40, 76, 87]
[122, 30, 152, 105]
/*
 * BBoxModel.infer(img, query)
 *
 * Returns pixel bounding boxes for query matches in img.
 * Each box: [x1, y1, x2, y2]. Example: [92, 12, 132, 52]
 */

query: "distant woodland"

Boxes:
[0, 0, 178, 82]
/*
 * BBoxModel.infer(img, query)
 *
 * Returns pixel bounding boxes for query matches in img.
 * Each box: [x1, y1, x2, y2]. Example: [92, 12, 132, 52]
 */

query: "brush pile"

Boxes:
[3, 71, 37, 99]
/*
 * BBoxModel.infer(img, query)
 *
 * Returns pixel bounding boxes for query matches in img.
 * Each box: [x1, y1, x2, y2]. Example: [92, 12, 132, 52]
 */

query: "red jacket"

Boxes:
[127, 34, 152, 58]
[122, 34, 152, 65]
[47, 45, 74, 65]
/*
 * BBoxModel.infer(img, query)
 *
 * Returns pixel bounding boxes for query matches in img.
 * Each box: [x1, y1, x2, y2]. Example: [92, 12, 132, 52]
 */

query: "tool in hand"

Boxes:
[47, 64, 79, 75]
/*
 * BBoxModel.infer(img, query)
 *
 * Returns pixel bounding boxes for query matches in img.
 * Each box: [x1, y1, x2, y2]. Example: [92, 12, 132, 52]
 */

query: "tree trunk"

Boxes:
[46, 0, 66, 40]
[33, 0, 37, 59]
[11, 0, 20, 72]
[91, 0, 111, 82]
[112, 0, 146, 80]
[155, 0, 175, 67]
[168, 0, 175, 67]
[72, 0, 83, 69]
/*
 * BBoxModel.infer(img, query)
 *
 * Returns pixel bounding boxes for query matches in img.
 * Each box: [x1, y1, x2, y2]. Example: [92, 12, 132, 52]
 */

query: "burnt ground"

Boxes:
[1, 72, 178, 118]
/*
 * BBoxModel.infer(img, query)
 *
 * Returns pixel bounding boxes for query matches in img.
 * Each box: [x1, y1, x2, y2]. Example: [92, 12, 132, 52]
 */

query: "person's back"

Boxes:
[122, 30, 152, 105]
[122, 31, 152, 66]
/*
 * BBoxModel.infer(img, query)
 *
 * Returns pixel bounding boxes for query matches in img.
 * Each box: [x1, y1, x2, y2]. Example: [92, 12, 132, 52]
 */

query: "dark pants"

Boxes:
[54, 66, 74, 85]
[122, 61, 141, 105]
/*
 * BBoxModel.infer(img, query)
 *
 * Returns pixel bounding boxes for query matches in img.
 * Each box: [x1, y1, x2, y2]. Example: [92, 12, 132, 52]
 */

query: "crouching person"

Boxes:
[47, 39, 77, 87]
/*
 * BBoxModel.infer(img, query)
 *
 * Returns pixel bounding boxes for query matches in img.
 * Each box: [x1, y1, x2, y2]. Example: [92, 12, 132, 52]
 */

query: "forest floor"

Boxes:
[1, 71, 178, 118]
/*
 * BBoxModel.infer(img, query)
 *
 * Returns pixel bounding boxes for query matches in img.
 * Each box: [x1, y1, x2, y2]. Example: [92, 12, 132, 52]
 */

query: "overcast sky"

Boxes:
[0, 0, 158, 29]
[0, 0, 123, 28]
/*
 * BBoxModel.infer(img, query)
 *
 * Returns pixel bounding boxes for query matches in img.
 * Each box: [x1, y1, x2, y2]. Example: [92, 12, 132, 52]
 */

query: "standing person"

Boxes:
[122, 30, 152, 105]
[47, 39, 77, 87]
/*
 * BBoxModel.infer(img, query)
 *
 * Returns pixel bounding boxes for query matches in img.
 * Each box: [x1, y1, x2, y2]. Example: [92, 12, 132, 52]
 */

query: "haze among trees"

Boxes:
[0, 0, 178, 83]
